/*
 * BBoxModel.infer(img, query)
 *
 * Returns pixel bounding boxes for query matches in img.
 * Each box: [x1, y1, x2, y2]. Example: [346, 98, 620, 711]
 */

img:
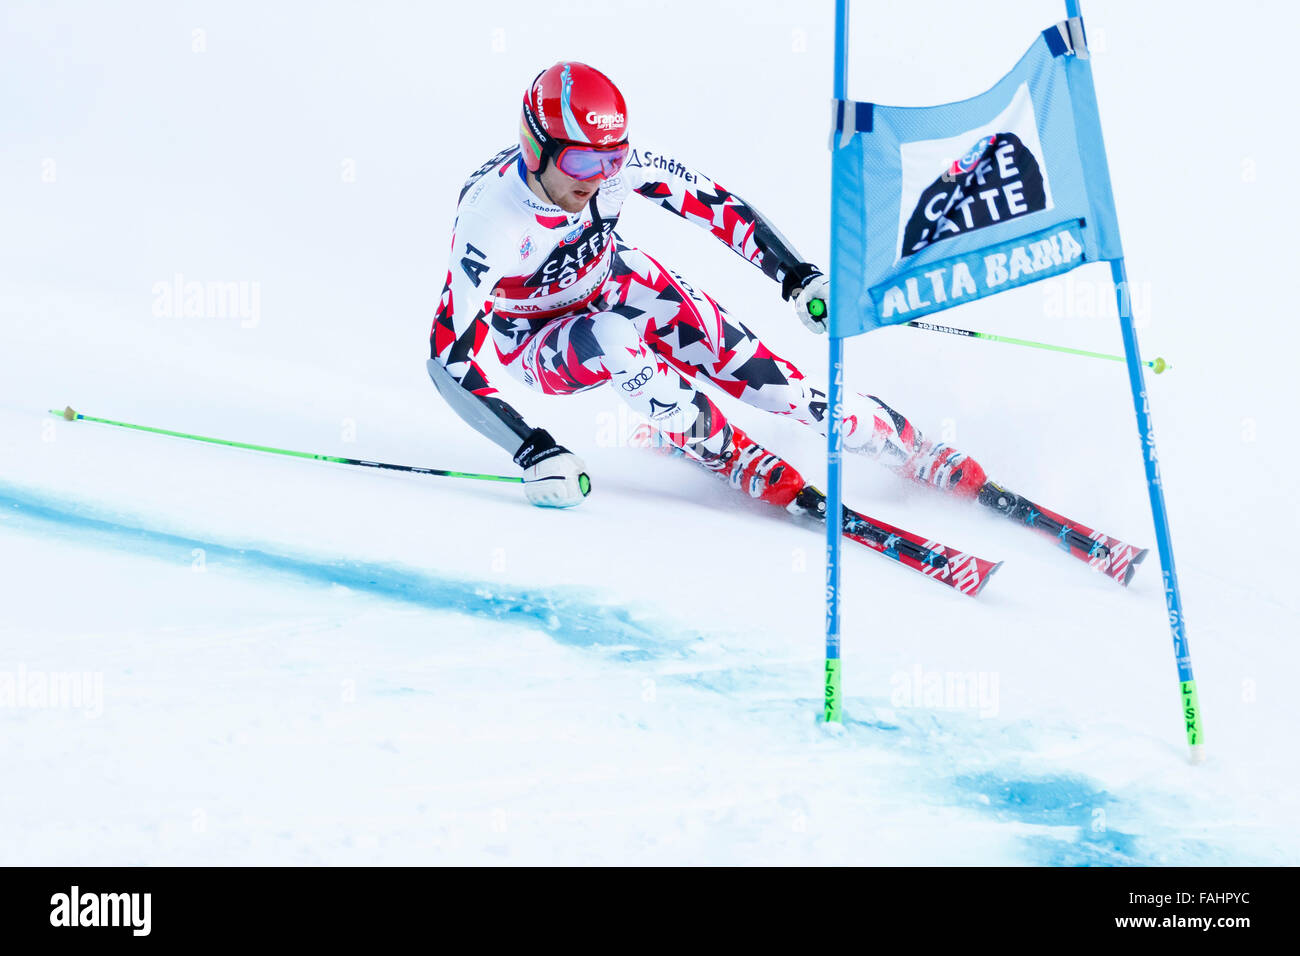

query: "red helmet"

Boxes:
[519, 62, 629, 181]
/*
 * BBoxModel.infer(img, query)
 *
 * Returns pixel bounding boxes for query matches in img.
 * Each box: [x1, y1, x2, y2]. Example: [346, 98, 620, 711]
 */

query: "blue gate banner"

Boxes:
[830, 19, 1124, 336]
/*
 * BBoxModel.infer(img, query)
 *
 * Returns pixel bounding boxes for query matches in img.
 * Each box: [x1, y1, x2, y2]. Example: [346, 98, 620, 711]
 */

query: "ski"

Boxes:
[976, 480, 1148, 587]
[629, 424, 1001, 597]
[790, 486, 1002, 597]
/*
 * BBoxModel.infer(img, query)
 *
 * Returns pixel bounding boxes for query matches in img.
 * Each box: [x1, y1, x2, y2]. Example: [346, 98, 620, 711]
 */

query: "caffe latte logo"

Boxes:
[901, 132, 1047, 259]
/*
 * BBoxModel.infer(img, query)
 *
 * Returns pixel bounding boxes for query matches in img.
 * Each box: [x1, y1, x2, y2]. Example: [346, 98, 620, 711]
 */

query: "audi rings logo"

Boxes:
[621, 366, 653, 391]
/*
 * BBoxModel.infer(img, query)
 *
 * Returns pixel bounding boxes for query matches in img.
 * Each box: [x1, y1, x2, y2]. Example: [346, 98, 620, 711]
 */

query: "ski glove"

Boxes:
[514, 428, 591, 509]
[782, 262, 829, 335]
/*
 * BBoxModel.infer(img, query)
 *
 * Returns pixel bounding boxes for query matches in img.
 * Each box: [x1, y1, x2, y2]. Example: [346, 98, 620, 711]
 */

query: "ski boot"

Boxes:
[899, 440, 987, 500]
[699, 425, 807, 510]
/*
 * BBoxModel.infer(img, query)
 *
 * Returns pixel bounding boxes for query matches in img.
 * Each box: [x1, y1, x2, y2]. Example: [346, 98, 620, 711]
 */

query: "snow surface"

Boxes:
[2, 0, 1297, 865]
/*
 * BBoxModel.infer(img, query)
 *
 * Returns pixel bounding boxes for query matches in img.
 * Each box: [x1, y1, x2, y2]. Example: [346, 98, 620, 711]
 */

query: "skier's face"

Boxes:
[538, 162, 603, 213]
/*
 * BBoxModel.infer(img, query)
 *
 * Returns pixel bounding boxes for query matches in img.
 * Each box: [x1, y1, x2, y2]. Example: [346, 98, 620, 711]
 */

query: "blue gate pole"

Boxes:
[1112, 258, 1202, 762]
[1067, 0, 1203, 762]
[824, 0, 850, 723]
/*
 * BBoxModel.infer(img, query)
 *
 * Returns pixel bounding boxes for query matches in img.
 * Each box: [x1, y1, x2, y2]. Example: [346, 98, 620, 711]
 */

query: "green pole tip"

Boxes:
[579, 473, 591, 496]
[1151, 357, 1168, 374]
[809, 298, 826, 318]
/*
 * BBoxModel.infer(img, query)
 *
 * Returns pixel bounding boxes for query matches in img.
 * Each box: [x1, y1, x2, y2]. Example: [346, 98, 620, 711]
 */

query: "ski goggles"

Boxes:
[552, 141, 629, 182]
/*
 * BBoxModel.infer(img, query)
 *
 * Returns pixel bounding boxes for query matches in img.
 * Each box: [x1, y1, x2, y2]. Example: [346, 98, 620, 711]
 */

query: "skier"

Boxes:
[428, 61, 988, 512]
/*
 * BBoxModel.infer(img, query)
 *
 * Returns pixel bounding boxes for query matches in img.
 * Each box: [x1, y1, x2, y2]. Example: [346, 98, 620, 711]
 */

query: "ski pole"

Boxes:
[50, 407, 522, 483]
[905, 320, 1170, 373]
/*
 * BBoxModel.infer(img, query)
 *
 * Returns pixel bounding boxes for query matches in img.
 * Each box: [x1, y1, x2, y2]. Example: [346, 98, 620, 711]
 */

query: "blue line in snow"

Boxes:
[952, 772, 1140, 865]
[840, 712, 1221, 866]
[0, 482, 687, 660]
